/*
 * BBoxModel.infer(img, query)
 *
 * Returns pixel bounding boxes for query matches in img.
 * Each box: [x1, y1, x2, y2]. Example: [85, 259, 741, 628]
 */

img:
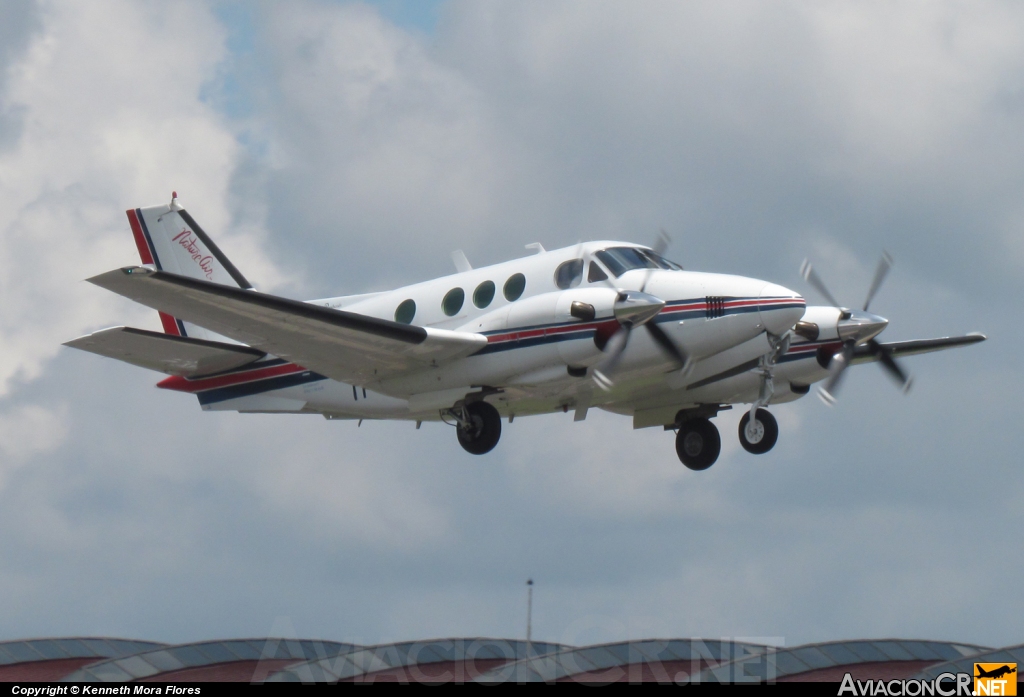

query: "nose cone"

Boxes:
[758, 283, 806, 335]
[838, 310, 888, 343]
[614, 290, 665, 327]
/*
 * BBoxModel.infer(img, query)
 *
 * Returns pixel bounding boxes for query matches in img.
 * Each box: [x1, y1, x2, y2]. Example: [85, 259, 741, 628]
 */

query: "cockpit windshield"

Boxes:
[595, 247, 683, 277]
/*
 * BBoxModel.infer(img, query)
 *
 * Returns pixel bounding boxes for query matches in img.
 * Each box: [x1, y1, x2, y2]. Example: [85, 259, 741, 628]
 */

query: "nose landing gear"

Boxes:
[738, 409, 778, 454]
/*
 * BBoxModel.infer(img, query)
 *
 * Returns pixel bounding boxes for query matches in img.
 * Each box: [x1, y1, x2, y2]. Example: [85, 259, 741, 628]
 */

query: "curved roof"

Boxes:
[0, 638, 164, 665]
[0, 634, 163, 663]
[913, 643, 1024, 681]
[696, 640, 989, 683]
[0, 638, 168, 682]
[62, 638, 357, 682]
[472, 639, 769, 683]
[269, 638, 567, 682]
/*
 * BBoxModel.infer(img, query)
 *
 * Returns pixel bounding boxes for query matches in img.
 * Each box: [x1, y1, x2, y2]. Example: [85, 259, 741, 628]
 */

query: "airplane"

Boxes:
[976, 665, 1017, 680]
[64, 194, 986, 470]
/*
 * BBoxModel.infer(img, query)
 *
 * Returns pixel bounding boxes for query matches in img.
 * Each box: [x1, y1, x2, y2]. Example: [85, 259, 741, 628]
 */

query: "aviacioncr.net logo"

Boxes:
[839, 672, 973, 696]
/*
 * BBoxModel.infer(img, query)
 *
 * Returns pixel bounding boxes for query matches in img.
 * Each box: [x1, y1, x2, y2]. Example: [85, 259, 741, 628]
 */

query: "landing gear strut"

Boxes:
[736, 331, 787, 455]
[675, 418, 721, 471]
[452, 401, 502, 455]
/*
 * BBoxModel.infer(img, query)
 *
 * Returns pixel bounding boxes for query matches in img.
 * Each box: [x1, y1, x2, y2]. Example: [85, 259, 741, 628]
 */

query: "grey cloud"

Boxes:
[0, 0, 41, 151]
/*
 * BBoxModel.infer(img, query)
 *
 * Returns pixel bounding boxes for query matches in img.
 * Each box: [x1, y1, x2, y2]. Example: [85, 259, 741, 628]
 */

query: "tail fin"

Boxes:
[126, 192, 252, 339]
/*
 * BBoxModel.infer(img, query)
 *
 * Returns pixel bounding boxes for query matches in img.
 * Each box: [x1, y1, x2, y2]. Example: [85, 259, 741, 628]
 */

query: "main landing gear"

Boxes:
[675, 418, 721, 471]
[449, 401, 502, 455]
[672, 407, 779, 470]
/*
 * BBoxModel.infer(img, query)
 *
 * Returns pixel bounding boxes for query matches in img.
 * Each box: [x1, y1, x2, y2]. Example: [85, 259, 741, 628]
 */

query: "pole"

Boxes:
[526, 578, 534, 657]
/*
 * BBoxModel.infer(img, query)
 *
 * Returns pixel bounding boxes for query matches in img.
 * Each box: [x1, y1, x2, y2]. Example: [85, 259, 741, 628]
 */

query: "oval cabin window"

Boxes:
[442, 287, 465, 316]
[473, 280, 495, 308]
[394, 299, 416, 324]
[554, 259, 584, 289]
[504, 273, 526, 301]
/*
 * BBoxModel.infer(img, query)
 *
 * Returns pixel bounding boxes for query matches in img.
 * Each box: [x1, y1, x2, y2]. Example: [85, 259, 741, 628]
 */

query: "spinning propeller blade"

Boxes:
[639, 228, 671, 294]
[868, 339, 912, 391]
[646, 321, 688, 369]
[863, 251, 893, 312]
[818, 343, 853, 405]
[800, 259, 842, 309]
[803, 252, 912, 405]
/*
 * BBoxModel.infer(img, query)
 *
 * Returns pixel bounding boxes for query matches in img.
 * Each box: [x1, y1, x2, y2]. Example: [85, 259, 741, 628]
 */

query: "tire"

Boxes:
[738, 409, 779, 454]
[675, 418, 721, 471]
[457, 401, 502, 455]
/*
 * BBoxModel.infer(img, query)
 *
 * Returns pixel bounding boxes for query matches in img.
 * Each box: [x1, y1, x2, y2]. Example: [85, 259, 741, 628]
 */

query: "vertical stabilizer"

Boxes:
[126, 193, 252, 340]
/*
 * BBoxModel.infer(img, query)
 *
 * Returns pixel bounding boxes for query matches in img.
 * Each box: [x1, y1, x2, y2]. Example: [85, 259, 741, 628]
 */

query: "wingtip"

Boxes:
[86, 265, 155, 284]
[966, 331, 987, 341]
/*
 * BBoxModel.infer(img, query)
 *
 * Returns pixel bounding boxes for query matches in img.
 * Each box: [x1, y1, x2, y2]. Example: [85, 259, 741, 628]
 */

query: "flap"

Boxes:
[86, 267, 488, 385]
[64, 326, 265, 377]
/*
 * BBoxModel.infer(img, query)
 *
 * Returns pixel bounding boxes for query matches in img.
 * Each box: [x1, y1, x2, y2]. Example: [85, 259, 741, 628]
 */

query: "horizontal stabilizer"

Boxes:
[64, 326, 265, 377]
[86, 267, 488, 386]
[851, 333, 987, 364]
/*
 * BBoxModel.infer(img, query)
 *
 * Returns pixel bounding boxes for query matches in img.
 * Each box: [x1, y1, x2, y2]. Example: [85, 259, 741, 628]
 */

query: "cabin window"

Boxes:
[442, 287, 465, 316]
[473, 280, 496, 308]
[504, 273, 526, 301]
[587, 261, 608, 283]
[395, 299, 416, 324]
[554, 259, 584, 289]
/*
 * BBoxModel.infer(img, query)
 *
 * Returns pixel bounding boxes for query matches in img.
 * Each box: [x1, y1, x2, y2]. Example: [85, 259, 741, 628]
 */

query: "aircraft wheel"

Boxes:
[457, 401, 502, 455]
[675, 418, 721, 471]
[738, 409, 779, 454]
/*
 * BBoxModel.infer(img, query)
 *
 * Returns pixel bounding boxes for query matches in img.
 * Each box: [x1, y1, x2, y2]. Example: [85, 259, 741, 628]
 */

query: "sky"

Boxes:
[0, 0, 1021, 650]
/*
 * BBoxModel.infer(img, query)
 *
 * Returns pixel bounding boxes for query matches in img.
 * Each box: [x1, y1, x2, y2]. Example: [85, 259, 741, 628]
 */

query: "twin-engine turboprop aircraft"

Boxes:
[65, 194, 986, 469]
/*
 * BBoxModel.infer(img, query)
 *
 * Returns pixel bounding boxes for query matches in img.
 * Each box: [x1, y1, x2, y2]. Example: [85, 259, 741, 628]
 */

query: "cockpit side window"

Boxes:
[595, 247, 683, 276]
[643, 250, 683, 270]
[595, 247, 660, 277]
[587, 261, 608, 283]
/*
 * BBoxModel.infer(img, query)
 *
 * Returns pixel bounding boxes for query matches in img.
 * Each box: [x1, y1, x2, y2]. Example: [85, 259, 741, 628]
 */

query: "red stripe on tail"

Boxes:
[159, 312, 182, 336]
[127, 209, 182, 337]
[126, 209, 155, 265]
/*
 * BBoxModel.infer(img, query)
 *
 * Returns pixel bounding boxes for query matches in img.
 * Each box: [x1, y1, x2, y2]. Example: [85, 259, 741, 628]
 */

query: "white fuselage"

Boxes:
[171, 241, 816, 428]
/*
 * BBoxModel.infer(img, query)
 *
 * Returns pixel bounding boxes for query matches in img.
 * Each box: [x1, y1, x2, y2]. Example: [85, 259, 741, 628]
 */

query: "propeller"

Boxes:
[592, 231, 690, 390]
[800, 252, 911, 404]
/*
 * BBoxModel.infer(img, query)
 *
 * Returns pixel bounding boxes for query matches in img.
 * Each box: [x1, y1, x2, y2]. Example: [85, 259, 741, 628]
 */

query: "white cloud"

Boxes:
[0, 0, 281, 396]
[0, 403, 66, 465]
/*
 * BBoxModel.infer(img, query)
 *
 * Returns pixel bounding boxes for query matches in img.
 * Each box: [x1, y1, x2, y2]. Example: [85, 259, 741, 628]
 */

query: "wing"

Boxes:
[64, 326, 265, 377]
[850, 333, 987, 364]
[87, 267, 487, 385]
[683, 333, 987, 390]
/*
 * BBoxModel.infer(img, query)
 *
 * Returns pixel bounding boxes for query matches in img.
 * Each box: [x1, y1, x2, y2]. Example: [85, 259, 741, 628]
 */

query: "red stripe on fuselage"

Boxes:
[485, 318, 617, 344]
[157, 362, 306, 393]
[484, 298, 804, 346]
